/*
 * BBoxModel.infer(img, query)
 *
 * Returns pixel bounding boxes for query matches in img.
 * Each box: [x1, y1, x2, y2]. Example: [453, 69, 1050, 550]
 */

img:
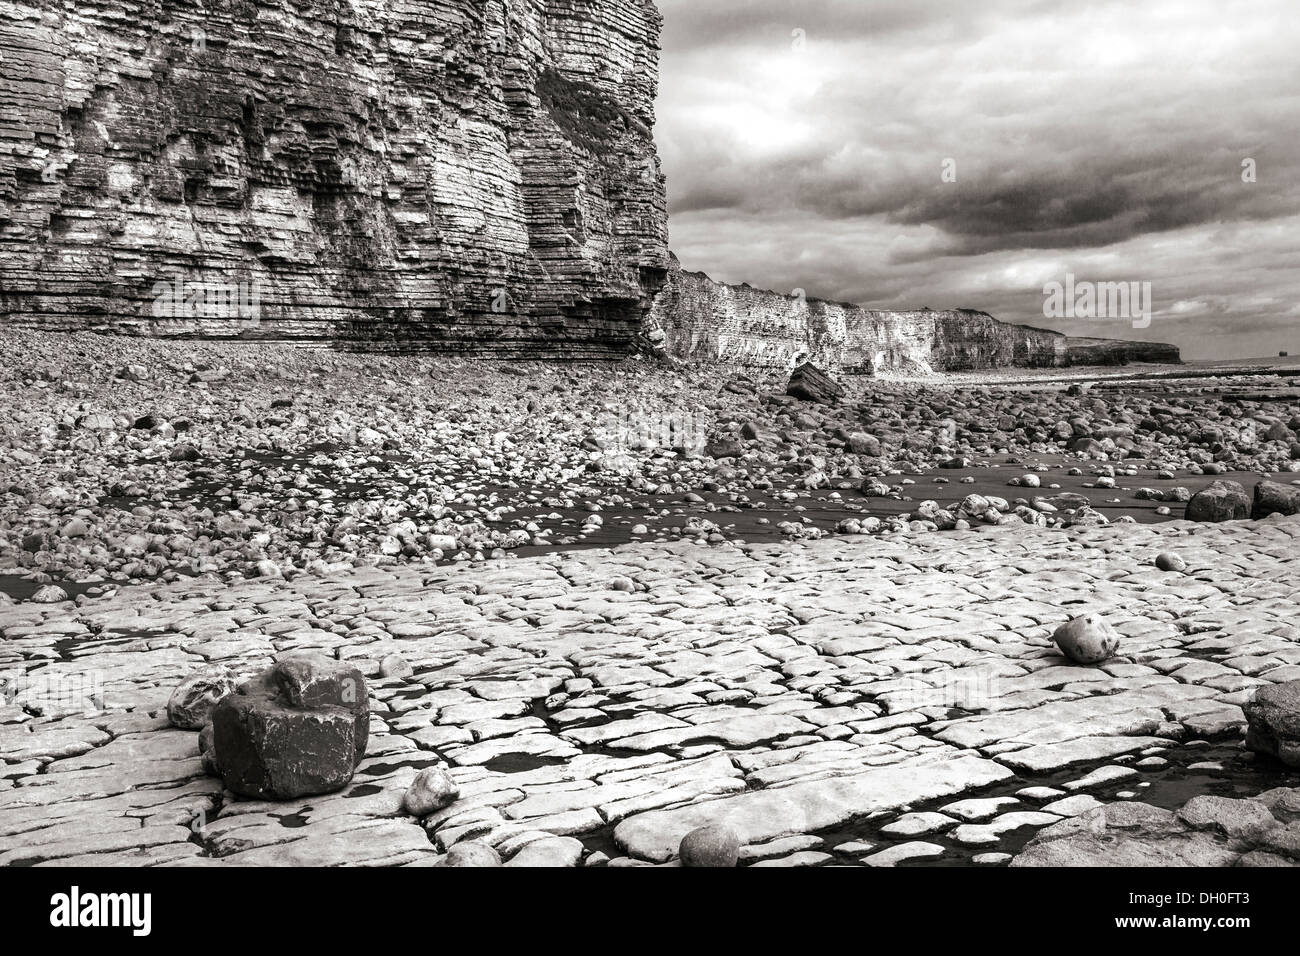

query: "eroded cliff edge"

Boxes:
[0, 0, 669, 356]
[650, 256, 1181, 373]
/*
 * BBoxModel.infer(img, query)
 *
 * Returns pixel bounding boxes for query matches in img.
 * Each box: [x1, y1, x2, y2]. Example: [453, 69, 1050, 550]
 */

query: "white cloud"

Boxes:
[655, 0, 1300, 359]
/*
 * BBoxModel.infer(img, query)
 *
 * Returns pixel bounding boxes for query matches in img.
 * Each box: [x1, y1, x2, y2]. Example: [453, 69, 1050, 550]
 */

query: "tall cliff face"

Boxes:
[0, 0, 668, 356]
[650, 256, 1180, 373]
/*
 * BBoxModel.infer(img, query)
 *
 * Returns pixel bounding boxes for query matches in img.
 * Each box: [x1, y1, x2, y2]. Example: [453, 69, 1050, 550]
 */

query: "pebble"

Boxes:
[1156, 552, 1188, 572]
[679, 825, 741, 867]
[29, 585, 70, 604]
[167, 666, 239, 730]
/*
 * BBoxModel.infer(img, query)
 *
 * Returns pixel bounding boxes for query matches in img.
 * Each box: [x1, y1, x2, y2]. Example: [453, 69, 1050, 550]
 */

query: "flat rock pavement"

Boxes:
[3, 515, 1299, 866]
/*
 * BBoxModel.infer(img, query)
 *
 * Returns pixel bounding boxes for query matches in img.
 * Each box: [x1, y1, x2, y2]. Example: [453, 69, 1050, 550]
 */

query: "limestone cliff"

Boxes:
[650, 256, 1181, 373]
[0, 0, 668, 356]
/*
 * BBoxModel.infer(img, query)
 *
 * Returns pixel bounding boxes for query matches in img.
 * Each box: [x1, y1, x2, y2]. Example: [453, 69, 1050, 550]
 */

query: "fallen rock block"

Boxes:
[211, 655, 369, 800]
[786, 363, 844, 405]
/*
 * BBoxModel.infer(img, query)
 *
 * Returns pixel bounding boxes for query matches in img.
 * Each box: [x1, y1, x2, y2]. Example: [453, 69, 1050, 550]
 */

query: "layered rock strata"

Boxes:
[0, 0, 669, 356]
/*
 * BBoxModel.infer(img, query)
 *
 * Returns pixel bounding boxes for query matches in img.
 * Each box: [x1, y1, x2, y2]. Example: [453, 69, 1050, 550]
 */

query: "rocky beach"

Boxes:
[2, 0, 1298, 890]
[3, 328, 1300, 867]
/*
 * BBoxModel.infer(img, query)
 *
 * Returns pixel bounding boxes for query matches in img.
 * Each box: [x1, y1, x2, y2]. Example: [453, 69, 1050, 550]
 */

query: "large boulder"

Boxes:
[403, 767, 460, 817]
[167, 665, 239, 730]
[1185, 479, 1250, 522]
[786, 363, 844, 405]
[1243, 681, 1300, 769]
[1252, 480, 1300, 520]
[211, 654, 369, 800]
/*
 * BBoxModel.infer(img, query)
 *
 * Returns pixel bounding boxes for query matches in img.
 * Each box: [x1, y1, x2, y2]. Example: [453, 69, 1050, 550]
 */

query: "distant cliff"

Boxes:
[649, 257, 1181, 373]
[0, 0, 669, 357]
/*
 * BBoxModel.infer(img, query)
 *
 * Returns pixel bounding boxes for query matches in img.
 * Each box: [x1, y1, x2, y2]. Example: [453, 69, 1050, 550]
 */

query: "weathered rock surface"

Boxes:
[612, 753, 1013, 862]
[1014, 794, 1300, 867]
[403, 767, 460, 818]
[3, 447, 1300, 867]
[786, 363, 844, 405]
[0, 0, 668, 357]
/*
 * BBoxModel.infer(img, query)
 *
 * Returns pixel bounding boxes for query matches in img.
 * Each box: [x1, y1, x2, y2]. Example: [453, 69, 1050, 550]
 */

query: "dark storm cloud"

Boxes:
[654, 0, 1300, 357]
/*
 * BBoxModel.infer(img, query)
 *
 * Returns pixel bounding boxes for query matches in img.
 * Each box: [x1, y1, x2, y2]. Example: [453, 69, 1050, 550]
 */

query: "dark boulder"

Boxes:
[1244, 681, 1300, 769]
[786, 363, 844, 405]
[1185, 480, 1250, 523]
[1252, 480, 1300, 520]
[211, 654, 369, 799]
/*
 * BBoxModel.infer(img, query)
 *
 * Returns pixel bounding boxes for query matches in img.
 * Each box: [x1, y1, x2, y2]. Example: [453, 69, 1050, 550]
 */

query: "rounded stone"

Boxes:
[403, 766, 460, 817]
[1052, 613, 1121, 666]
[678, 824, 741, 867]
[30, 584, 69, 604]
[168, 666, 239, 730]
[441, 841, 501, 867]
[1155, 552, 1187, 573]
[379, 653, 413, 679]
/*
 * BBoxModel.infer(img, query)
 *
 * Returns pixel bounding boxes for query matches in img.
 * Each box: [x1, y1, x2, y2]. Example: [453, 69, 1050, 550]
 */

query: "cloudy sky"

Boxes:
[654, 0, 1300, 359]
